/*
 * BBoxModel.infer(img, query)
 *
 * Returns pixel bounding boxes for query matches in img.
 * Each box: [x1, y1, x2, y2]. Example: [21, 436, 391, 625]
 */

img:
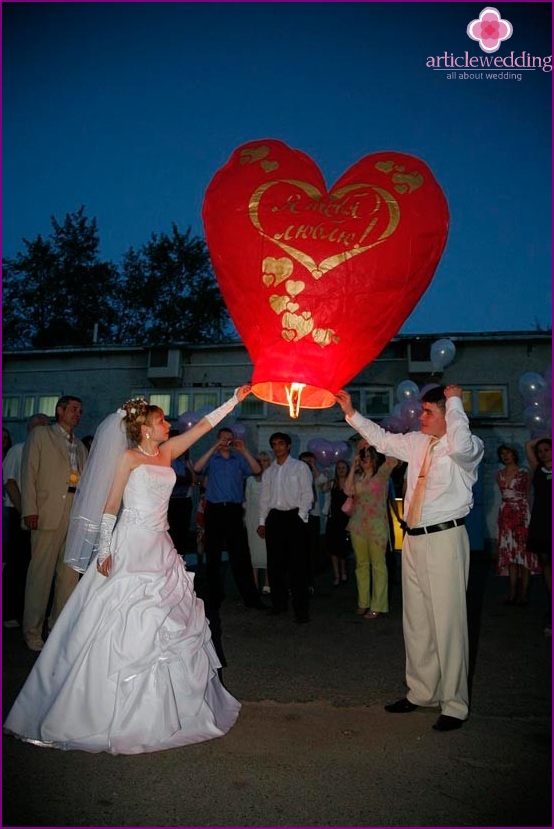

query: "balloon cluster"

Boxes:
[518, 367, 552, 438]
[430, 338, 456, 372]
[307, 438, 351, 468]
[380, 380, 442, 434]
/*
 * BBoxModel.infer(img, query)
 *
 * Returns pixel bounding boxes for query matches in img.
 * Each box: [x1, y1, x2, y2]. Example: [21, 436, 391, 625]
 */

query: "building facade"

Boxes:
[2, 331, 551, 551]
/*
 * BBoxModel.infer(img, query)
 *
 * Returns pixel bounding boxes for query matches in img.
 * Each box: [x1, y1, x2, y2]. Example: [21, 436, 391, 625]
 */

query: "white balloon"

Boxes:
[396, 379, 419, 403]
[430, 338, 456, 371]
[518, 372, 545, 400]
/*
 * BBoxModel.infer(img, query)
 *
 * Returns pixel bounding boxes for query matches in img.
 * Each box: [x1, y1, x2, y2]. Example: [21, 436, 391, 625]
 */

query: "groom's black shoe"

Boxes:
[384, 697, 418, 713]
[432, 715, 464, 731]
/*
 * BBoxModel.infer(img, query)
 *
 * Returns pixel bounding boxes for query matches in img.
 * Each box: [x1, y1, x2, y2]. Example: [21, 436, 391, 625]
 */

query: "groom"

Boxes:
[336, 384, 483, 731]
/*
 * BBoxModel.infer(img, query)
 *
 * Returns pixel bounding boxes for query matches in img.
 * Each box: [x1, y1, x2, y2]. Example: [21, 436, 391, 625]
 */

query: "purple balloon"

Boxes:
[307, 438, 334, 467]
[400, 400, 422, 432]
[177, 410, 202, 431]
[331, 441, 350, 463]
[381, 415, 404, 434]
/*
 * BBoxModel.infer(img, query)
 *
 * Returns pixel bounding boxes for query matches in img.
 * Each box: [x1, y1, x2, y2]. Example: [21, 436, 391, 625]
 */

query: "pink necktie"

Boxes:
[405, 436, 439, 529]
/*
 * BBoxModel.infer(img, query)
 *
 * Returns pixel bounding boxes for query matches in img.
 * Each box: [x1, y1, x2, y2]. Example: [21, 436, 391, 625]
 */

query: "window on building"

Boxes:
[2, 396, 19, 418]
[476, 390, 504, 415]
[346, 387, 394, 417]
[193, 392, 218, 411]
[38, 396, 59, 417]
[176, 393, 190, 415]
[462, 386, 507, 418]
[239, 395, 266, 418]
[23, 396, 36, 418]
[3, 394, 60, 420]
[149, 393, 171, 414]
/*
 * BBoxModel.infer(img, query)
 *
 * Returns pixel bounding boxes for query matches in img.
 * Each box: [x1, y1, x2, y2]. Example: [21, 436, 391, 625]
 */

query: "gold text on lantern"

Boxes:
[274, 223, 359, 247]
[272, 193, 364, 220]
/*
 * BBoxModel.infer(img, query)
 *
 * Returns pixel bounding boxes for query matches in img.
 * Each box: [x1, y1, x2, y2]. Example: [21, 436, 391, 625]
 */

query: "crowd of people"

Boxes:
[2, 383, 551, 753]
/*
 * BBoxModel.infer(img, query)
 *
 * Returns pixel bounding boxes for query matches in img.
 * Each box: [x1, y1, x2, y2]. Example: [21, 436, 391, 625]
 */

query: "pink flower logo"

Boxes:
[467, 7, 513, 53]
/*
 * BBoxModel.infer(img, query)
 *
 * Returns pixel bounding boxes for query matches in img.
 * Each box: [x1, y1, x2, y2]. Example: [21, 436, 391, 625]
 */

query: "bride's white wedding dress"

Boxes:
[4, 464, 241, 755]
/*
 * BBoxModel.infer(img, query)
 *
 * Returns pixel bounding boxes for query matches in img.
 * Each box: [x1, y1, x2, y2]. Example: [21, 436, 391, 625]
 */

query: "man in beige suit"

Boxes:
[21, 396, 88, 651]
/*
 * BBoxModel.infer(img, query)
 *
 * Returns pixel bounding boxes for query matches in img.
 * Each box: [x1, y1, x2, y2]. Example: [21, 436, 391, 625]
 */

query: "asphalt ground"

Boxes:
[2, 551, 552, 829]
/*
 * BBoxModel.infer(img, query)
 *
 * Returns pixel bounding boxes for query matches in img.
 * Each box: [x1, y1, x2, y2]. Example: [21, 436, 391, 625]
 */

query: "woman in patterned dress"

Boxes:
[495, 445, 538, 605]
[345, 445, 399, 619]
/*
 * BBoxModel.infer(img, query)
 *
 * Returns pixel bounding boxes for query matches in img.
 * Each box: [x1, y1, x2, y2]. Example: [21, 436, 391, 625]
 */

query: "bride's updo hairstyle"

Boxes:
[122, 397, 163, 445]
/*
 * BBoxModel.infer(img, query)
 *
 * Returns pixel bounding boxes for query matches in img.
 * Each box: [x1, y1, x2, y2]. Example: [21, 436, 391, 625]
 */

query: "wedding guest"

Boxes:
[2, 414, 50, 628]
[344, 446, 399, 618]
[258, 433, 313, 623]
[20, 396, 87, 651]
[2, 427, 13, 550]
[495, 444, 537, 605]
[193, 428, 264, 610]
[3, 427, 13, 460]
[244, 452, 272, 593]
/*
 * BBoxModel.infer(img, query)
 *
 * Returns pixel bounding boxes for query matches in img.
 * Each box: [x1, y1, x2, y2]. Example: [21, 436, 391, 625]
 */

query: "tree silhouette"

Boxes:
[115, 224, 231, 345]
[3, 207, 119, 348]
[3, 209, 233, 349]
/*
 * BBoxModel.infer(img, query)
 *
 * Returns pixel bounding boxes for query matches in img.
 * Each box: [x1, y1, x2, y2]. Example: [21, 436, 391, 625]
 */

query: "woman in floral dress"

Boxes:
[496, 445, 538, 605]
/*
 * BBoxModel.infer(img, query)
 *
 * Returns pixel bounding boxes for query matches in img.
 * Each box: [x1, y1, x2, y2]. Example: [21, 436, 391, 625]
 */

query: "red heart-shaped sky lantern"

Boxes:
[203, 140, 449, 417]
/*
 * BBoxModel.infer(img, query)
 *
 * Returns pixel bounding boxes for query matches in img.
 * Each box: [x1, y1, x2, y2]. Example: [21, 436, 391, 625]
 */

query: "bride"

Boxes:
[4, 388, 252, 755]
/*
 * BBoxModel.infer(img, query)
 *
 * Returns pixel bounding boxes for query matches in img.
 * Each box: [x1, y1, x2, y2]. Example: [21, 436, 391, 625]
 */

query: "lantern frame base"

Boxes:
[252, 381, 337, 411]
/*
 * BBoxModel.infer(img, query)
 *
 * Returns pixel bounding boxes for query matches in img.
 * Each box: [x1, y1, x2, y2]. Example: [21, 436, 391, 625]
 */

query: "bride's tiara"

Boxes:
[121, 396, 149, 421]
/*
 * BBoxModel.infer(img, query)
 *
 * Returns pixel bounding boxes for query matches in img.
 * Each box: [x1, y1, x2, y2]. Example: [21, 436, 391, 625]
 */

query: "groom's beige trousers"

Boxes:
[402, 525, 470, 720]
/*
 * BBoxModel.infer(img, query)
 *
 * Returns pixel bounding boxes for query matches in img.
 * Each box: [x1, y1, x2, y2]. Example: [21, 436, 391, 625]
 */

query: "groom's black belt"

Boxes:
[406, 517, 465, 536]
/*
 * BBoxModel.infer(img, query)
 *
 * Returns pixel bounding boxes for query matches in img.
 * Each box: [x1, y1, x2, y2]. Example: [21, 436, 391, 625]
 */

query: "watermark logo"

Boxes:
[467, 7, 513, 53]
[425, 4, 551, 80]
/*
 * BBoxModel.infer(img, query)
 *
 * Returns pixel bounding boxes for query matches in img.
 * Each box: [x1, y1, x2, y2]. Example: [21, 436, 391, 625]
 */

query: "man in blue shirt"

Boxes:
[193, 427, 264, 610]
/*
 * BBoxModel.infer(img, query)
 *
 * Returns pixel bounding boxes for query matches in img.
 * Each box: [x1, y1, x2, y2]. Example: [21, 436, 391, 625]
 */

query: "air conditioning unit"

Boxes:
[407, 342, 433, 373]
[147, 348, 182, 382]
